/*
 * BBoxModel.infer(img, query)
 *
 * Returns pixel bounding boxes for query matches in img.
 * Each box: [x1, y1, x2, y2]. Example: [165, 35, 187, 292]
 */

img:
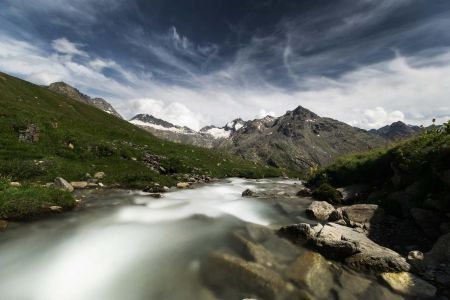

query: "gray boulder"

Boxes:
[284, 251, 333, 299]
[201, 252, 289, 300]
[410, 208, 442, 239]
[305, 201, 335, 221]
[54, 177, 74, 192]
[278, 222, 410, 272]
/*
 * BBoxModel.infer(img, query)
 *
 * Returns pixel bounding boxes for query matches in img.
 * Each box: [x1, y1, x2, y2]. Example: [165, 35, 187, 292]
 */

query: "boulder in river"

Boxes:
[305, 201, 335, 221]
[54, 177, 73, 192]
[284, 251, 333, 299]
[0, 220, 8, 231]
[201, 252, 289, 300]
[380, 272, 436, 297]
[278, 222, 411, 272]
[176, 182, 190, 189]
[49, 206, 63, 213]
[242, 189, 254, 197]
[296, 188, 312, 197]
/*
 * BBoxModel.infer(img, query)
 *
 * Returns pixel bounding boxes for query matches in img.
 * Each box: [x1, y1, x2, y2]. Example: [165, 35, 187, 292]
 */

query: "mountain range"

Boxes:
[48, 81, 423, 173]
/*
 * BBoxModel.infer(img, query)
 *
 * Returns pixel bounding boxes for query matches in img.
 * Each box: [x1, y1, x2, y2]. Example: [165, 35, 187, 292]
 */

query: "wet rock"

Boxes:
[278, 223, 315, 244]
[279, 222, 410, 272]
[407, 250, 424, 262]
[70, 181, 88, 189]
[380, 272, 436, 297]
[9, 182, 21, 187]
[305, 201, 335, 221]
[176, 182, 190, 189]
[233, 233, 278, 268]
[284, 252, 333, 299]
[0, 220, 8, 231]
[144, 183, 165, 193]
[341, 204, 384, 225]
[94, 172, 105, 179]
[328, 209, 342, 222]
[201, 252, 289, 300]
[410, 208, 442, 239]
[424, 233, 450, 265]
[49, 206, 63, 213]
[296, 188, 312, 197]
[149, 193, 162, 199]
[242, 189, 254, 197]
[54, 177, 74, 192]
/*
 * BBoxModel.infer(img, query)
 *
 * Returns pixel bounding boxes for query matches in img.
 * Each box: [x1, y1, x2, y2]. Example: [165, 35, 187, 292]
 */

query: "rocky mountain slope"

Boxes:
[370, 121, 422, 141]
[130, 107, 387, 173]
[47, 82, 122, 118]
[217, 106, 387, 172]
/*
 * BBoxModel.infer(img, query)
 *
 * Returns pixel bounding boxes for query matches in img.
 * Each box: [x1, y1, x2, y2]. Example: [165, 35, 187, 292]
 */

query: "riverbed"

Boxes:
[0, 178, 405, 300]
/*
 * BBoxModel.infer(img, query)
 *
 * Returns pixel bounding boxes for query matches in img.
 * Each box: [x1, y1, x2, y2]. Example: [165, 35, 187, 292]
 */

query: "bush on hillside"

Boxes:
[312, 183, 343, 204]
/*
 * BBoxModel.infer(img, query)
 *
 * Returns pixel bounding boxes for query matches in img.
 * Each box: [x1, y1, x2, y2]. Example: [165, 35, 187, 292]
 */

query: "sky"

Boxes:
[0, 0, 449, 130]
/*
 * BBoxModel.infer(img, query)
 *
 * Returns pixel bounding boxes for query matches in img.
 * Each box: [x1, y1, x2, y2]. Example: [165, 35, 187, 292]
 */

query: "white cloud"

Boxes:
[350, 107, 404, 129]
[51, 38, 88, 57]
[257, 109, 276, 119]
[1, 33, 449, 131]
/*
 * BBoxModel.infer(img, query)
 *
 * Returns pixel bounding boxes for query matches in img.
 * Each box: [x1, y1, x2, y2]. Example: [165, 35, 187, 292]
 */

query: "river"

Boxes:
[0, 178, 404, 300]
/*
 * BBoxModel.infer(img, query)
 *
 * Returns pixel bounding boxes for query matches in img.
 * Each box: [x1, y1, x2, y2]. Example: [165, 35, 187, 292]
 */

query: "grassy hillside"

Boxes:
[0, 72, 285, 190]
[307, 125, 450, 214]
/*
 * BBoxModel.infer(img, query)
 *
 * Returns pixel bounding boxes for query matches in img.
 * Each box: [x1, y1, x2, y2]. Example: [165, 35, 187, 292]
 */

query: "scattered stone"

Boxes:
[45, 182, 54, 188]
[380, 272, 436, 297]
[201, 252, 288, 300]
[296, 188, 312, 197]
[285, 252, 333, 299]
[176, 182, 190, 189]
[68, 143, 74, 149]
[305, 201, 335, 221]
[94, 172, 105, 179]
[9, 182, 21, 187]
[242, 189, 254, 197]
[278, 223, 315, 244]
[18, 124, 40, 143]
[54, 177, 74, 192]
[149, 193, 162, 199]
[98, 182, 104, 188]
[70, 181, 88, 189]
[87, 183, 98, 188]
[0, 220, 8, 231]
[407, 250, 424, 262]
[49, 206, 63, 213]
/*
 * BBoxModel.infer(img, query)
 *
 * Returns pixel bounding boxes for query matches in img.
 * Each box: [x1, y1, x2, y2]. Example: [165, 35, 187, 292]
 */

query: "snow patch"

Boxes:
[130, 120, 192, 134]
[205, 127, 230, 139]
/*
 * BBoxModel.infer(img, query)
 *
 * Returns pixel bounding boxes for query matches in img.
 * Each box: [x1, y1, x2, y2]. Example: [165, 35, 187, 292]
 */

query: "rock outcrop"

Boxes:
[279, 222, 411, 272]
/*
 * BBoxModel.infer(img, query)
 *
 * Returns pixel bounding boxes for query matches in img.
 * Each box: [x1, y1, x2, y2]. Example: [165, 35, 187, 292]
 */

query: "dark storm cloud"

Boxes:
[0, 0, 450, 129]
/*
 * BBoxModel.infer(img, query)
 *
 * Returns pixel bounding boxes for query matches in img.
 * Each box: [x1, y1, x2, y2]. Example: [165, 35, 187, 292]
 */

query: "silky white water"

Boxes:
[0, 178, 297, 300]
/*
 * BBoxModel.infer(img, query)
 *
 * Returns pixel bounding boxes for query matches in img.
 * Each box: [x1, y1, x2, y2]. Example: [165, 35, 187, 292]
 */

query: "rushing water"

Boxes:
[0, 178, 299, 300]
[0, 178, 408, 300]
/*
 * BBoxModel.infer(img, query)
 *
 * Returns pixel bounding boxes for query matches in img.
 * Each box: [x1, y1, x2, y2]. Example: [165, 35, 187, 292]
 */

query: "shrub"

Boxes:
[312, 183, 343, 204]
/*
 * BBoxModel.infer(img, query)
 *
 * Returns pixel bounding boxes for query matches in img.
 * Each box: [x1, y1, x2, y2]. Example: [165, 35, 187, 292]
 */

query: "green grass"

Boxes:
[307, 127, 450, 213]
[0, 177, 75, 220]
[0, 72, 286, 189]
